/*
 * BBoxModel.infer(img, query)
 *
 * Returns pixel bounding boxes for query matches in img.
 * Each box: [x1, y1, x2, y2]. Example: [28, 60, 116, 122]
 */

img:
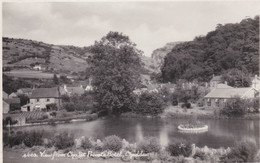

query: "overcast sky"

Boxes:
[2, 1, 260, 56]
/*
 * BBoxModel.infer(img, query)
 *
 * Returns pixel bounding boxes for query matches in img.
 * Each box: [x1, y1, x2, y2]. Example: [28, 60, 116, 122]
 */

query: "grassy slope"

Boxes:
[2, 37, 90, 74]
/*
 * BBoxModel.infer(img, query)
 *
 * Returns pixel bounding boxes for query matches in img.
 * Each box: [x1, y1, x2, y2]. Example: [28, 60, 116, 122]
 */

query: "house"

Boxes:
[8, 92, 18, 98]
[3, 91, 9, 99]
[63, 85, 85, 96]
[210, 75, 222, 88]
[3, 100, 10, 114]
[33, 65, 41, 71]
[4, 98, 21, 112]
[17, 88, 33, 97]
[24, 87, 61, 111]
[204, 87, 259, 108]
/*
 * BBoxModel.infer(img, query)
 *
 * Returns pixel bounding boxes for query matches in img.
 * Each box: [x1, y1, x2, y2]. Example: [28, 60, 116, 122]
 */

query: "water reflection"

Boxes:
[14, 117, 259, 148]
[135, 124, 144, 142]
[159, 125, 169, 147]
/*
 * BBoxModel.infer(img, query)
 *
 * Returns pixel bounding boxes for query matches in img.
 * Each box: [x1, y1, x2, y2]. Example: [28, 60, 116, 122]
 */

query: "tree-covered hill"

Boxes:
[161, 16, 259, 83]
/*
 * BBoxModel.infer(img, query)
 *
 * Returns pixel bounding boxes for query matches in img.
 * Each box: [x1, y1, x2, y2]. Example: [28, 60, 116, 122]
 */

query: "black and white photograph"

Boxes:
[1, 0, 260, 162]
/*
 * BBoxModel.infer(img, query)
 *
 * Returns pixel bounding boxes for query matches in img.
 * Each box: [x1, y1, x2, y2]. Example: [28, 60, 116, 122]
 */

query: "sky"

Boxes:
[2, 1, 260, 56]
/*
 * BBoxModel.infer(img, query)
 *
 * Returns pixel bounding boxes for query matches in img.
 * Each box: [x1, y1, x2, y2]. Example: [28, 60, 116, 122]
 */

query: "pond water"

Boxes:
[15, 117, 259, 148]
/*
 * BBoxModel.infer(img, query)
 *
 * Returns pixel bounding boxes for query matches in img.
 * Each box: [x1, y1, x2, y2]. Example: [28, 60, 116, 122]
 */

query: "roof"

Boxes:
[3, 91, 8, 99]
[216, 84, 233, 89]
[210, 75, 222, 82]
[204, 88, 253, 99]
[147, 84, 158, 91]
[18, 88, 33, 93]
[66, 87, 85, 95]
[4, 98, 20, 104]
[31, 87, 60, 98]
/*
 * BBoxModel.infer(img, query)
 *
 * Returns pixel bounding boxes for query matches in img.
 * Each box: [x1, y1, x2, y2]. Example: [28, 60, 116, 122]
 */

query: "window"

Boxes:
[215, 99, 219, 107]
[207, 99, 211, 106]
[46, 98, 50, 102]
[36, 98, 40, 102]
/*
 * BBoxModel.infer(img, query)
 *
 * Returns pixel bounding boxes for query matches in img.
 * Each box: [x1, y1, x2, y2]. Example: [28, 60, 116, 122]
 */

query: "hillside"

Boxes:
[2, 37, 92, 75]
[161, 16, 259, 82]
[151, 42, 182, 69]
[2, 37, 159, 86]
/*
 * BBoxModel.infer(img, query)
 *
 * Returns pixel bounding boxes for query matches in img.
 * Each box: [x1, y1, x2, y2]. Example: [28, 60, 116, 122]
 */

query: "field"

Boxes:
[4, 70, 57, 79]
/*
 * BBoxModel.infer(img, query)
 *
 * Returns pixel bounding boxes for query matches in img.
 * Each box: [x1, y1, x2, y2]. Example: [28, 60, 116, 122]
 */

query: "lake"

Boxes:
[15, 117, 259, 148]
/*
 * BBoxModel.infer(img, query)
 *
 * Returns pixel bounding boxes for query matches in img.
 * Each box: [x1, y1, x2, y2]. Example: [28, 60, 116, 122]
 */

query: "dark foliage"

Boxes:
[221, 69, 252, 87]
[162, 16, 259, 82]
[137, 137, 161, 153]
[87, 31, 142, 115]
[220, 97, 248, 117]
[81, 138, 93, 150]
[23, 130, 43, 147]
[167, 141, 192, 157]
[135, 92, 167, 116]
[221, 140, 257, 162]
[3, 74, 32, 94]
[103, 135, 122, 152]
[54, 131, 74, 149]
[193, 151, 206, 160]
[17, 94, 29, 106]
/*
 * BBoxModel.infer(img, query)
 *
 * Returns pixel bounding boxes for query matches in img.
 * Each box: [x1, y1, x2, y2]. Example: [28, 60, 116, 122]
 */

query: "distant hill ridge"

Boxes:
[161, 16, 259, 82]
[2, 37, 92, 74]
[2, 37, 162, 76]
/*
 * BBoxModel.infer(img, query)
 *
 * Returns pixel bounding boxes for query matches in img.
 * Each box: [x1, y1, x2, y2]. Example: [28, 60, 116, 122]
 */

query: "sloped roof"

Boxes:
[19, 88, 33, 93]
[216, 84, 233, 89]
[205, 88, 252, 98]
[3, 91, 8, 99]
[210, 75, 222, 82]
[5, 98, 20, 104]
[66, 87, 85, 95]
[31, 87, 59, 98]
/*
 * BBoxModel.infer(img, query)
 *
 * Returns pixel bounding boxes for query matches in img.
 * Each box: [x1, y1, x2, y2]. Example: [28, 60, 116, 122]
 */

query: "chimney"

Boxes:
[64, 85, 67, 92]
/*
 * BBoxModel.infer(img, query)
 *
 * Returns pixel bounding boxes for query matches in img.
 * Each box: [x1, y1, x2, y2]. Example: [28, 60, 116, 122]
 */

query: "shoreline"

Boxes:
[6, 111, 259, 128]
[121, 112, 260, 120]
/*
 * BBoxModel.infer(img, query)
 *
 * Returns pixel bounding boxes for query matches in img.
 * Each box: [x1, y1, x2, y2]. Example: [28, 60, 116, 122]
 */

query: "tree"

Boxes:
[17, 94, 29, 106]
[161, 16, 259, 83]
[221, 69, 252, 87]
[53, 74, 59, 85]
[87, 31, 142, 115]
[220, 97, 248, 117]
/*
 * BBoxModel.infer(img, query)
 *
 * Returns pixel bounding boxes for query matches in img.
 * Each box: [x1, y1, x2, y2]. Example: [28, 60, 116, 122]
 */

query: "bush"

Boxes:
[185, 103, 191, 109]
[135, 92, 167, 116]
[137, 137, 161, 153]
[46, 103, 58, 111]
[81, 137, 93, 150]
[23, 130, 43, 147]
[221, 139, 257, 162]
[8, 131, 25, 147]
[62, 102, 75, 112]
[43, 138, 55, 148]
[50, 112, 57, 117]
[193, 151, 206, 160]
[54, 131, 74, 149]
[103, 135, 122, 152]
[220, 97, 247, 117]
[167, 140, 192, 157]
